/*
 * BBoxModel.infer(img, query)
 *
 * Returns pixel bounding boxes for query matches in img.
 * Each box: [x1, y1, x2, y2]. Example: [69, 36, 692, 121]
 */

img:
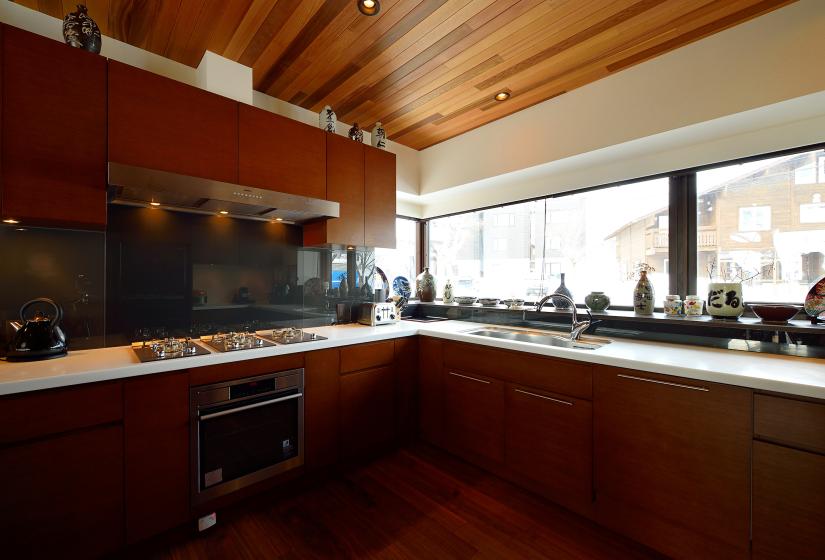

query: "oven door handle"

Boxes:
[199, 392, 303, 421]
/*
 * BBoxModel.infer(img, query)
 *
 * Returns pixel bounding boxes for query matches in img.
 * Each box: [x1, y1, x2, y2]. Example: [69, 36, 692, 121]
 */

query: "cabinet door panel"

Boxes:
[305, 348, 340, 469]
[418, 337, 444, 446]
[125, 371, 189, 544]
[594, 367, 751, 560]
[443, 369, 505, 466]
[2, 26, 107, 227]
[753, 441, 825, 560]
[238, 104, 325, 198]
[505, 385, 592, 515]
[364, 146, 395, 248]
[395, 337, 418, 442]
[340, 365, 394, 460]
[0, 425, 123, 557]
[108, 60, 238, 182]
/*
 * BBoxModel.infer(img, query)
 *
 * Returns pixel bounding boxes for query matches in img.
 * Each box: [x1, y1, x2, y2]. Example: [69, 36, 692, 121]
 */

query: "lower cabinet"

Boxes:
[124, 371, 190, 544]
[305, 348, 341, 470]
[0, 425, 124, 557]
[505, 384, 592, 515]
[593, 366, 751, 560]
[443, 369, 505, 466]
[340, 365, 396, 461]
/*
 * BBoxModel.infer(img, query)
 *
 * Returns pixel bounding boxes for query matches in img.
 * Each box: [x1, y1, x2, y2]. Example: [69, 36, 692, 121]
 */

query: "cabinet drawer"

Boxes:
[755, 394, 825, 454]
[0, 381, 123, 444]
[443, 341, 591, 399]
[190, 353, 304, 386]
[340, 340, 394, 374]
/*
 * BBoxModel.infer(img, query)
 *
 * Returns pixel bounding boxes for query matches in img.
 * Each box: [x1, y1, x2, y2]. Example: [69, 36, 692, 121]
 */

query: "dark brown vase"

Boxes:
[63, 4, 102, 54]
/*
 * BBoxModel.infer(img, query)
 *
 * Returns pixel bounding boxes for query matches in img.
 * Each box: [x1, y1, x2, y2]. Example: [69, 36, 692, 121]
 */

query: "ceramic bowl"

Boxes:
[478, 297, 500, 307]
[453, 296, 477, 305]
[502, 298, 525, 309]
[749, 304, 801, 324]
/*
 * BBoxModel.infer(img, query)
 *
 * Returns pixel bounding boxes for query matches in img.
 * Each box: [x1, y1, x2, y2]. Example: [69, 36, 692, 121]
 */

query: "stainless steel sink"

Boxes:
[463, 326, 610, 350]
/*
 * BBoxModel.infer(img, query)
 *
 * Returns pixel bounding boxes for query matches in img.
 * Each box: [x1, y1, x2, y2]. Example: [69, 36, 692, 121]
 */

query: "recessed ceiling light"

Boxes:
[494, 91, 510, 101]
[347, 246, 355, 250]
[2, 218, 19, 224]
[219, 210, 229, 215]
[275, 217, 283, 222]
[149, 201, 161, 207]
[357, 0, 380, 16]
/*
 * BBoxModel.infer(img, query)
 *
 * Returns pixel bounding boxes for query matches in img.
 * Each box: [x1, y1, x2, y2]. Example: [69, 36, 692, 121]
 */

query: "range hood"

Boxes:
[107, 162, 339, 224]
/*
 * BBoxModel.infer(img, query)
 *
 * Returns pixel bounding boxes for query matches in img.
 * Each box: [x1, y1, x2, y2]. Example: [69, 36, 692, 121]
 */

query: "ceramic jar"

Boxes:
[633, 270, 655, 315]
[319, 106, 336, 133]
[416, 267, 436, 302]
[63, 4, 102, 54]
[584, 291, 610, 312]
[707, 282, 744, 319]
[551, 273, 573, 308]
[443, 279, 454, 304]
[348, 123, 364, 143]
[371, 122, 387, 149]
[684, 295, 704, 316]
[664, 295, 683, 317]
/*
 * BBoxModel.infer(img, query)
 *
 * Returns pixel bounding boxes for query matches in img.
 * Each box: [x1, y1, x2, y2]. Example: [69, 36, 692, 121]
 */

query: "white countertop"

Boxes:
[1, 320, 824, 400]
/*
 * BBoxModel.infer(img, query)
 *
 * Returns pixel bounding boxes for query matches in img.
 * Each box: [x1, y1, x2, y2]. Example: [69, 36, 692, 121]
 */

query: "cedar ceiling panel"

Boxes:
[15, 0, 797, 149]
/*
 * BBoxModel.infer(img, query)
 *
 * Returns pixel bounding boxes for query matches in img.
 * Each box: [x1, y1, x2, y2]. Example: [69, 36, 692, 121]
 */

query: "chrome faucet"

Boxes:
[534, 292, 593, 341]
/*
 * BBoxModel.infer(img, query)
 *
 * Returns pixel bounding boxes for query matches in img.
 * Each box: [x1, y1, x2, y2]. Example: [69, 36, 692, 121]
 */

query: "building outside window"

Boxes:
[696, 149, 825, 302]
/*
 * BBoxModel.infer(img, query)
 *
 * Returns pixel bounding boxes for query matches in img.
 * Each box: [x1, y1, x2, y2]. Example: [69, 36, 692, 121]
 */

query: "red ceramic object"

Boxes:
[749, 304, 801, 324]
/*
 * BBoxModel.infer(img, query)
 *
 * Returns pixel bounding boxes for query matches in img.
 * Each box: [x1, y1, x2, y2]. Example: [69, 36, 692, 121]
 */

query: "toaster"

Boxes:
[358, 302, 397, 326]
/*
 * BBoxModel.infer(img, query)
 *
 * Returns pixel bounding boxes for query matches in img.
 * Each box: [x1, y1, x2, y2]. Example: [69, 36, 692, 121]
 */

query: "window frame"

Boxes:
[420, 141, 825, 307]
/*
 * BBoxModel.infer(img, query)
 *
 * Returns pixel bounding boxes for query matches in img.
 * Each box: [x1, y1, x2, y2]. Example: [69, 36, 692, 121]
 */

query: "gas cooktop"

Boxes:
[259, 327, 327, 345]
[200, 331, 276, 353]
[132, 337, 211, 363]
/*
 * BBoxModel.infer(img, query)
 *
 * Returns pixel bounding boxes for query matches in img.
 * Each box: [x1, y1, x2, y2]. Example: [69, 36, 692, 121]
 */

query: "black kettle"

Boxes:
[7, 298, 68, 361]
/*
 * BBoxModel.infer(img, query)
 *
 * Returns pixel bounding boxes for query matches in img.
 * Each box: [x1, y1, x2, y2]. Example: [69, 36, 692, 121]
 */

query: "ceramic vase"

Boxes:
[319, 106, 336, 133]
[707, 282, 744, 319]
[63, 4, 102, 54]
[371, 122, 387, 149]
[633, 270, 655, 315]
[584, 291, 610, 312]
[348, 123, 364, 143]
[551, 273, 573, 308]
[416, 267, 436, 302]
[443, 279, 454, 304]
[338, 274, 349, 298]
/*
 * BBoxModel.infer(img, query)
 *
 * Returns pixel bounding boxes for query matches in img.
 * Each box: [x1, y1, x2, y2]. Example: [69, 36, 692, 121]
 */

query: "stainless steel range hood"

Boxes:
[107, 162, 339, 224]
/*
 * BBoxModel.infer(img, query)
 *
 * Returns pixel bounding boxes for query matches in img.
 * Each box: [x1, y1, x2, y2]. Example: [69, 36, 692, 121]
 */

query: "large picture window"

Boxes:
[696, 148, 825, 303]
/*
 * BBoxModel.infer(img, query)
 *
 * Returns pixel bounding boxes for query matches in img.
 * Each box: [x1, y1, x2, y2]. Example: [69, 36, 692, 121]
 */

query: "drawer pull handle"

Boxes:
[617, 374, 708, 392]
[514, 389, 572, 406]
[448, 371, 490, 384]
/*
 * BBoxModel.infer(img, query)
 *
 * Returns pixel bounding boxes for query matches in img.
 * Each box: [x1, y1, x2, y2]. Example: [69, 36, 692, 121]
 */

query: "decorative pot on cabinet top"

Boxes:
[63, 4, 102, 54]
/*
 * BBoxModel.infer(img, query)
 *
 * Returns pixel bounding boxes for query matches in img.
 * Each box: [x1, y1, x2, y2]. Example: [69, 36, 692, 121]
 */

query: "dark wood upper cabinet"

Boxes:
[238, 104, 325, 199]
[124, 371, 190, 545]
[304, 134, 365, 247]
[364, 146, 396, 249]
[1, 25, 107, 228]
[108, 60, 238, 183]
[593, 366, 751, 560]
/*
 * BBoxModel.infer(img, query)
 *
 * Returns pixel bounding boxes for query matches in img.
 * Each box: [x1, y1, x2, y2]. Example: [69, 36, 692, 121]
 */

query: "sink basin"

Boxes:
[463, 326, 610, 350]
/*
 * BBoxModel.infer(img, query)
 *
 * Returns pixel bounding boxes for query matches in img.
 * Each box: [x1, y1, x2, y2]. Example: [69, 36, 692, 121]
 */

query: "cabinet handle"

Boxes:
[514, 388, 573, 406]
[448, 371, 490, 384]
[617, 374, 708, 392]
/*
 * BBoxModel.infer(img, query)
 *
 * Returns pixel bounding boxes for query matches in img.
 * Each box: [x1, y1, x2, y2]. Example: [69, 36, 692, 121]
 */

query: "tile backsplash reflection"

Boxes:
[0, 225, 105, 355]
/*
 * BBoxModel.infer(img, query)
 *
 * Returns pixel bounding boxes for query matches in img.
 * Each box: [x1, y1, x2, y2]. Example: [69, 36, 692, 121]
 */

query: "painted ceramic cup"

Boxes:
[684, 295, 704, 316]
[707, 282, 744, 318]
[664, 295, 683, 317]
[584, 291, 610, 312]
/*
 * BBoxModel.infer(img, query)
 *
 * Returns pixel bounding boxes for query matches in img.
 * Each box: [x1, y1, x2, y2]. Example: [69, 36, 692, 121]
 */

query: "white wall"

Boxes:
[418, 0, 825, 216]
[0, 0, 419, 202]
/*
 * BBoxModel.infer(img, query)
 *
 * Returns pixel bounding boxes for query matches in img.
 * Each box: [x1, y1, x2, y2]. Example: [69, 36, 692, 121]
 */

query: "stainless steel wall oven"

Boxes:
[190, 368, 304, 504]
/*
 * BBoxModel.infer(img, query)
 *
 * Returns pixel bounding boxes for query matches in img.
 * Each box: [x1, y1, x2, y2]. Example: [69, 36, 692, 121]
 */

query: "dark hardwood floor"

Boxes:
[131, 445, 663, 560]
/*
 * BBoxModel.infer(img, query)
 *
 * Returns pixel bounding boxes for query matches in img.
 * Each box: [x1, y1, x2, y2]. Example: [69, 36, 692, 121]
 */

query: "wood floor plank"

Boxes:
[133, 445, 662, 560]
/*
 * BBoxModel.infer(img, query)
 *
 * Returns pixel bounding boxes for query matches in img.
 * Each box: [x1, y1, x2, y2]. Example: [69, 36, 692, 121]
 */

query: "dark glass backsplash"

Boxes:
[1, 206, 379, 354]
[0, 225, 105, 354]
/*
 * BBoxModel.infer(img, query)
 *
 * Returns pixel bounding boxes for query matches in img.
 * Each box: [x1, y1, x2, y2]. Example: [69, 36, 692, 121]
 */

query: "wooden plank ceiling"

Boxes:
[16, 0, 794, 150]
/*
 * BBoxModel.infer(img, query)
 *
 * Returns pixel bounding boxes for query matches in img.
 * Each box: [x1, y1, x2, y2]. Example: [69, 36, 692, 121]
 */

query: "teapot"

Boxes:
[7, 298, 67, 361]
